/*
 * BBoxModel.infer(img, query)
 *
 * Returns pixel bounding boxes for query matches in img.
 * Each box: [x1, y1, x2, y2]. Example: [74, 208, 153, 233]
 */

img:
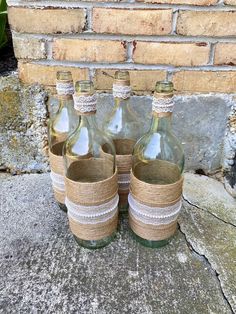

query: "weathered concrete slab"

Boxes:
[0, 173, 233, 313]
[180, 173, 236, 313]
[0, 74, 48, 173]
[97, 93, 233, 172]
[183, 173, 236, 225]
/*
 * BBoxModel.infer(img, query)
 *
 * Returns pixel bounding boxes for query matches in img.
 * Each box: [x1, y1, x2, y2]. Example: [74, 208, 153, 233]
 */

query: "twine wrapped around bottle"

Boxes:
[102, 139, 135, 209]
[65, 159, 119, 241]
[129, 160, 184, 241]
[49, 142, 66, 205]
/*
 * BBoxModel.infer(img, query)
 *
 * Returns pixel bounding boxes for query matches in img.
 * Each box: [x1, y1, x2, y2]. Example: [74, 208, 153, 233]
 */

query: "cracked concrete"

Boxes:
[0, 172, 235, 313]
[180, 173, 236, 313]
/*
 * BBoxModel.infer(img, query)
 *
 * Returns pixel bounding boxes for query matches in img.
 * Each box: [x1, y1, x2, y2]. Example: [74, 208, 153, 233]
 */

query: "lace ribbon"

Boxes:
[113, 84, 131, 99]
[66, 194, 119, 224]
[50, 171, 65, 192]
[152, 96, 174, 114]
[118, 173, 130, 190]
[73, 94, 97, 113]
[128, 193, 182, 225]
[56, 82, 74, 96]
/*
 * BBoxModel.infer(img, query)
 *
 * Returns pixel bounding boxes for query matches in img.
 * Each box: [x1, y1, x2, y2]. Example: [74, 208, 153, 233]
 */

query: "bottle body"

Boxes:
[64, 81, 118, 249]
[48, 71, 77, 211]
[129, 81, 184, 248]
[103, 71, 142, 213]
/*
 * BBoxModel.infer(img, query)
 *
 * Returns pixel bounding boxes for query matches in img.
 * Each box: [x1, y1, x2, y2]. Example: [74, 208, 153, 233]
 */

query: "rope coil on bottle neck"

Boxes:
[113, 84, 131, 99]
[73, 93, 97, 115]
[56, 81, 74, 96]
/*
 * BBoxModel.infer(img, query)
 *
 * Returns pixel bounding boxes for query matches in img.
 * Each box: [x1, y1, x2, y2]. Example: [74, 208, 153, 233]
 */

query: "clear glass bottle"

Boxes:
[48, 71, 78, 211]
[64, 81, 118, 249]
[130, 81, 184, 248]
[103, 70, 141, 213]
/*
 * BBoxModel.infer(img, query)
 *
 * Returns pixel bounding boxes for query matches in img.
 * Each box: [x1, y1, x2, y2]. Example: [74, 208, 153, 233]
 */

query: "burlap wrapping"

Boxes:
[65, 158, 118, 240]
[114, 139, 135, 207]
[69, 212, 118, 241]
[129, 160, 184, 241]
[49, 142, 65, 204]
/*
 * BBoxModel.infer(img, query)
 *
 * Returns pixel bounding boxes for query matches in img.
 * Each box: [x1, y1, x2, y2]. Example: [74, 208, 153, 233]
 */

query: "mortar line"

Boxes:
[208, 42, 217, 65]
[12, 31, 236, 44]
[29, 60, 236, 71]
[86, 7, 92, 32]
[171, 9, 178, 35]
[126, 41, 134, 63]
[7, 0, 236, 11]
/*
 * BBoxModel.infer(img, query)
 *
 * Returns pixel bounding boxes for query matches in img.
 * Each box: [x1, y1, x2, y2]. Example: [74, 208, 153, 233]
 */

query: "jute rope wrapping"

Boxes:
[49, 142, 66, 204]
[129, 160, 184, 241]
[102, 139, 135, 208]
[65, 158, 119, 240]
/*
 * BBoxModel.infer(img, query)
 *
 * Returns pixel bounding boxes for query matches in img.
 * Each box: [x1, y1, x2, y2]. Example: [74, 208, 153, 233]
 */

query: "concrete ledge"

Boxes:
[0, 172, 235, 312]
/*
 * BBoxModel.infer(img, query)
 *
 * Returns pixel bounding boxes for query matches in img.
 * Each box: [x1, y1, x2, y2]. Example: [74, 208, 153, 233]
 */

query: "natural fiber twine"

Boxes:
[65, 158, 118, 206]
[114, 139, 135, 206]
[65, 158, 118, 240]
[129, 213, 177, 241]
[49, 143, 65, 203]
[49, 143, 65, 175]
[69, 211, 118, 241]
[154, 92, 173, 99]
[54, 189, 65, 204]
[118, 189, 129, 207]
[129, 160, 183, 241]
[130, 160, 183, 206]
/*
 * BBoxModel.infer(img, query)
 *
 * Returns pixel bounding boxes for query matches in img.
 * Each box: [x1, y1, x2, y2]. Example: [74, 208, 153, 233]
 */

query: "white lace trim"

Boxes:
[118, 173, 130, 190]
[66, 194, 119, 224]
[113, 84, 131, 99]
[56, 82, 74, 96]
[50, 171, 65, 192]
[152, 96, 174, 114]
[73, 94, 97, 113]
[128, 193, 181, 225]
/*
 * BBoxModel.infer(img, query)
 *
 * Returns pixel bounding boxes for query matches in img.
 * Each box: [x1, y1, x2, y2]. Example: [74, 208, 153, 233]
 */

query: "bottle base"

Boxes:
[73, 231, 117, 249]
[130, 229, 172, 248]
[58, 202, 67, 213]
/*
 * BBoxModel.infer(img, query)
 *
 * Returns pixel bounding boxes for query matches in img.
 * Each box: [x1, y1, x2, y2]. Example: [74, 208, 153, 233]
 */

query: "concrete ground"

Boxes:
[0, 172, 235, 314]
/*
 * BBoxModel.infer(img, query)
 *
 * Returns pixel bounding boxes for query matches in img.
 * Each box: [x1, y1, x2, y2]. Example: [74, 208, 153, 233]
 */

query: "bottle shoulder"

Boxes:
[133, 130, 184, 172]
[65, 125, 115, 157]
[103, 105, 143, 139]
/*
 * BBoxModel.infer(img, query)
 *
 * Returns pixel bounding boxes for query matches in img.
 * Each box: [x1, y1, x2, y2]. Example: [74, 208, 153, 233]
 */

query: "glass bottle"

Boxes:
[64, 81, 118, 249]
[103, 70, 141, 213]
[129, 81, 184, 248]
[48, 71, 78, 211]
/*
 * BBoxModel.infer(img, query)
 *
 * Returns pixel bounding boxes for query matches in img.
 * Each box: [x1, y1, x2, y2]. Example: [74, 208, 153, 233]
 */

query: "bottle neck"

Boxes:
[78, 114, 97, 129]
[114, 97, 130, 108]
[150, 113, 172, 132]
[58, 95, 73, 106]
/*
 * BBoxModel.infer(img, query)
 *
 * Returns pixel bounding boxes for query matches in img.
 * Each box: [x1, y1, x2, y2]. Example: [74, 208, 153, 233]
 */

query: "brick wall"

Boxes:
[7, 0, 236, 94]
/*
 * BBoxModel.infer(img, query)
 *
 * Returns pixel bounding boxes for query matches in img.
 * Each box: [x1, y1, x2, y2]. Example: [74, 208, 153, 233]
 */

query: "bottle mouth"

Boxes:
[56, 71, 73, 82]
[114, 70, 130, 86]
[155, 80, 174, 94]
[75, 80, 95, 95]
